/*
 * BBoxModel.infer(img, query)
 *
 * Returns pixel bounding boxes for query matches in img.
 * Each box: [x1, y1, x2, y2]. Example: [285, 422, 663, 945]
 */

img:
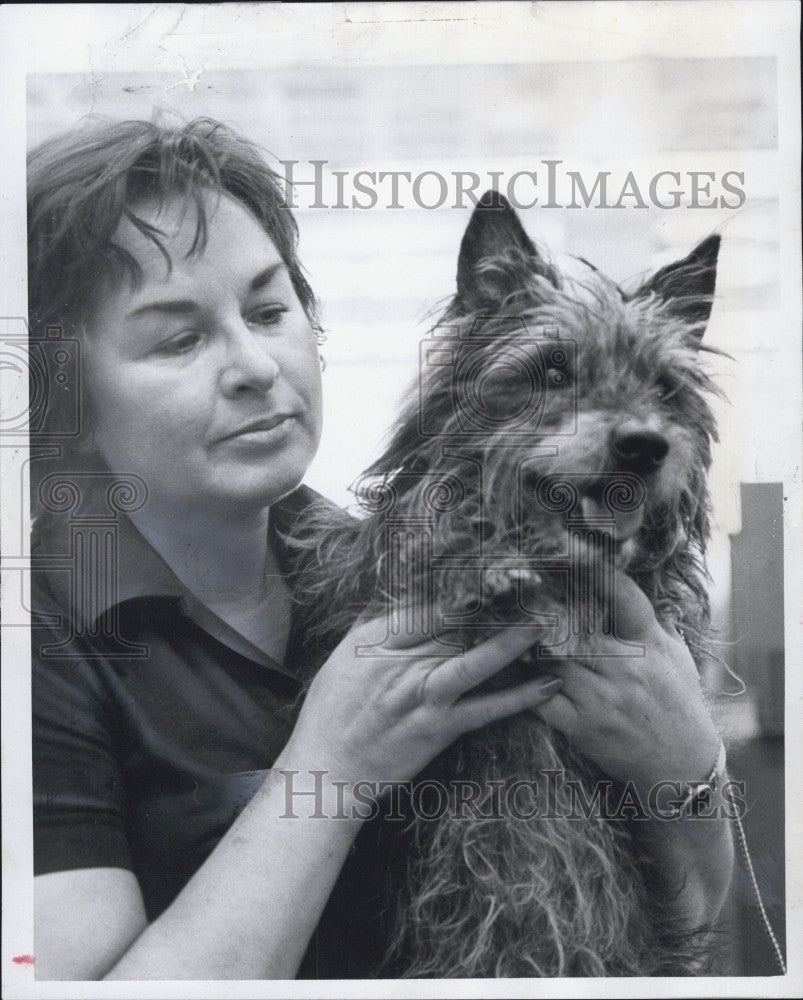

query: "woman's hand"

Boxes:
[532, 571, 721, 794]
[528, 570, 734, 929]
[279, 617, 564, 794]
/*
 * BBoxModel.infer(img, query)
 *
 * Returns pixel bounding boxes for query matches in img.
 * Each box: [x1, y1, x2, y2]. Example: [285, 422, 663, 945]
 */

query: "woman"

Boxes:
[29, 117, 733, 980]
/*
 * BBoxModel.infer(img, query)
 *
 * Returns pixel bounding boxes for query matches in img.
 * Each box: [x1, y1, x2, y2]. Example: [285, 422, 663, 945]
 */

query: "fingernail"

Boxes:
[536, 676, 563, 697]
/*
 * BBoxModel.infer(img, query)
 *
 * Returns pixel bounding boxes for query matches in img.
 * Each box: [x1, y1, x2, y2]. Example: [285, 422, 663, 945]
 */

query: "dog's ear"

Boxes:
[634, 235, 720, 336]
[456, 190, 557, 310]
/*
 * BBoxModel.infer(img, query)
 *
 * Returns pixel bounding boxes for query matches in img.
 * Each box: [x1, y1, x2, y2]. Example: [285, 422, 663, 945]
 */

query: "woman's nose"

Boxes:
[218, 322, 280, 397]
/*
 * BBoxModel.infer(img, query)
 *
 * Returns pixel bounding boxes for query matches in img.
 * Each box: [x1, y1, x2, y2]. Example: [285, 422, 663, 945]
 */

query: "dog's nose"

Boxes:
[611, 425, 669, 472]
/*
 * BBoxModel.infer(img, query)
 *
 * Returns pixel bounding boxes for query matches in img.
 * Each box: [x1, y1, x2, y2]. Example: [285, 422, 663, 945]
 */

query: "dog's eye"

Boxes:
[656, 376, 678, 402]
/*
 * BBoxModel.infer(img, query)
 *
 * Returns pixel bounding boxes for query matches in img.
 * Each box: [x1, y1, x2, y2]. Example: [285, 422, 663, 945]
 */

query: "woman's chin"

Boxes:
[227, 465, 309, 510]
[189, 444, 318, 513]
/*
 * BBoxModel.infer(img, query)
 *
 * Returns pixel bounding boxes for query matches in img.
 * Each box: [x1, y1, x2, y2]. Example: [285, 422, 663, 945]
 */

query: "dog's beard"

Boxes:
[382, 712, 707, 978]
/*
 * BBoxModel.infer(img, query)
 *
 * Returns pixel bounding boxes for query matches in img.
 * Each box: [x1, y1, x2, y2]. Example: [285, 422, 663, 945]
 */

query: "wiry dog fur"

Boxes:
[287, 192, 724, 977]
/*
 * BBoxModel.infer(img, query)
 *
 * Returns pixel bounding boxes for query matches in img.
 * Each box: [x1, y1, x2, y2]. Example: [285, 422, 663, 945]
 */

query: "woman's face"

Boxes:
[82, 193, 323, 518]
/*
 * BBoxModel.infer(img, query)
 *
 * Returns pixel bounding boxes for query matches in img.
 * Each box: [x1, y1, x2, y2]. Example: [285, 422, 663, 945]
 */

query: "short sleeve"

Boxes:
[32, 636, 133, 876]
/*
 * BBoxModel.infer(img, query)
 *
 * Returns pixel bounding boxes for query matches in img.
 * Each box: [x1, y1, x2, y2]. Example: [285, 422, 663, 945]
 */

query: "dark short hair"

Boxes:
[27, 116, 322, 512]
[28, 115, 320, 339]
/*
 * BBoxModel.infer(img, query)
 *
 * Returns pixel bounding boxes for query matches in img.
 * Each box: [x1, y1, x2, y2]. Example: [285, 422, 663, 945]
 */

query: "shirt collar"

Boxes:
[32, 480, 320, 675]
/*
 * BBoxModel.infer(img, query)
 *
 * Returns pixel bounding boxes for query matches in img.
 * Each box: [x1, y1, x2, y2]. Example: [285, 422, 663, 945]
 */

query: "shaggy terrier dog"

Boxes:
[289, 191, 723, 977]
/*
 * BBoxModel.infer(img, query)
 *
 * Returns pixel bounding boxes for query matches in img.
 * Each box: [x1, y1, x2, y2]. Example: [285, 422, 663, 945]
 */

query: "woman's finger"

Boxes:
[538, 657, 607, 703]
[529, 689, 582, 738]
[424, 625, 545, 704]
[453, 675, 565, 735]
[347, 613, 466, 656]
[541, 640, 648, 681]
[609, 571, 665, 642]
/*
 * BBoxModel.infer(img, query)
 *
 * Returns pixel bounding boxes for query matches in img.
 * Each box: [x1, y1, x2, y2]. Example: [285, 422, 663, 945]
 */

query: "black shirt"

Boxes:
[31, 483, 398, 978]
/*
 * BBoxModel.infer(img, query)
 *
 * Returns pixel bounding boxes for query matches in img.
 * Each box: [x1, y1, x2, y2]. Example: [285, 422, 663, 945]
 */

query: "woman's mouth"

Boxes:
[217, 414, 295, 446]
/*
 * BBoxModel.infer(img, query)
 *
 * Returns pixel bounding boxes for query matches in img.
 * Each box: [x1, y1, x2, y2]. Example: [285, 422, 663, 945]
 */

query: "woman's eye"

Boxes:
[248, 304, 289, 327]
[155, 332, 202, 357]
